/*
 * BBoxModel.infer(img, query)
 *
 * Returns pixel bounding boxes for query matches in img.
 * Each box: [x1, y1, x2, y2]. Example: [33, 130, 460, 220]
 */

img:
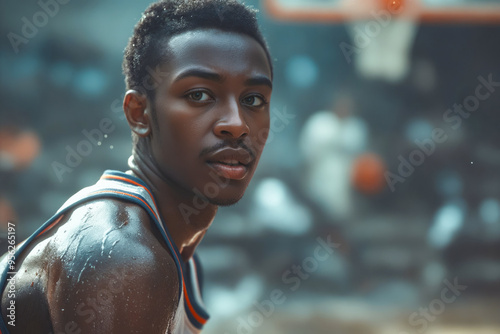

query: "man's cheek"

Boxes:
[252, 127, 270, 151]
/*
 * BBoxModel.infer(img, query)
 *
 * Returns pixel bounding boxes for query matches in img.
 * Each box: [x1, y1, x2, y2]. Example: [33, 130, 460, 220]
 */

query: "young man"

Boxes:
[0, 0, 273, 333]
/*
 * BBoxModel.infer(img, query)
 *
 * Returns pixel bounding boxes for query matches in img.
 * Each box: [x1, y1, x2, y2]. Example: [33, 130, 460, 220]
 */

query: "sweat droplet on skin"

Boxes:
[101, 227, 114, 256]
[108, 240, 120, 258]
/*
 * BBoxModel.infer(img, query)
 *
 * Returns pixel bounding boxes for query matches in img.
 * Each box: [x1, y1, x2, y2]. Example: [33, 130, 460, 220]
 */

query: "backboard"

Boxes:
[263, 0, 500, 23]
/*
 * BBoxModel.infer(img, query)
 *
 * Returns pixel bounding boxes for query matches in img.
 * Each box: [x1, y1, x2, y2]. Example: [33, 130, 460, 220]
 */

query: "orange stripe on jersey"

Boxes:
[101, 175, 158, 208]
[183, 282, 207, 325]
[38, 215, 64, 236]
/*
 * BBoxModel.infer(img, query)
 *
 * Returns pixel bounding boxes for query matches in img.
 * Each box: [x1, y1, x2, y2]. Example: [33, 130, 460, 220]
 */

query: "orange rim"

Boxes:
[263, 0, 500, 24]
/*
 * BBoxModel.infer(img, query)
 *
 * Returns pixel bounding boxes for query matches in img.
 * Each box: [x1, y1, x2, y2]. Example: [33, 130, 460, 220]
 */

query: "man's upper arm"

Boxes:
[47, 232, 179, 334]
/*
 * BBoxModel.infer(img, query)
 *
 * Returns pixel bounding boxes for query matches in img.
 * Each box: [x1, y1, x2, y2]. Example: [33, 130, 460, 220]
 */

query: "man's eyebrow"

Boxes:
[173, 68, 223, 83]
[173, 68, 272, 89]
[245, 75, 273, 89]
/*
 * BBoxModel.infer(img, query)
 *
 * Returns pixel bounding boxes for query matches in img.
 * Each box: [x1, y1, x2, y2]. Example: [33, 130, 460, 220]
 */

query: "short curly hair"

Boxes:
[123, 0, 273, 100]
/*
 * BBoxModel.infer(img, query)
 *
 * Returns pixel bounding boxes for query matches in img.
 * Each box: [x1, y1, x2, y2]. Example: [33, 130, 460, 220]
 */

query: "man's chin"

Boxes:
[207, 193, 245, 207]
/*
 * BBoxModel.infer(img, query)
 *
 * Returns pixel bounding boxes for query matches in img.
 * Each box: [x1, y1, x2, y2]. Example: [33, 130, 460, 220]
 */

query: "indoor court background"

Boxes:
[1, 0, 500, 333]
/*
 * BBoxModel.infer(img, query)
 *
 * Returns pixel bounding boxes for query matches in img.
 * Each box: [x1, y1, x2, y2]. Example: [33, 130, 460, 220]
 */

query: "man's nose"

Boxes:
[213, 98, 249, 139]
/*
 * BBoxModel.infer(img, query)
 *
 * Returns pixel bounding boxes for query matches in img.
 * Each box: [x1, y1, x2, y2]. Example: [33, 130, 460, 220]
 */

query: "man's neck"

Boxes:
[126, 143, 217, 262]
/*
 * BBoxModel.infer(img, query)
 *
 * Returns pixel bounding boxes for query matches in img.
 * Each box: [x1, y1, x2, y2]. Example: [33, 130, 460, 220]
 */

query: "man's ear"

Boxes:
[123, 90, 152, 137]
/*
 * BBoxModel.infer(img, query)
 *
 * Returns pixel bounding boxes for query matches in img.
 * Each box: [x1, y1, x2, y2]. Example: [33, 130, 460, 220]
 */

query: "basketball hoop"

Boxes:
[263, 0, 500, 24]
[263, 0, 500, 81]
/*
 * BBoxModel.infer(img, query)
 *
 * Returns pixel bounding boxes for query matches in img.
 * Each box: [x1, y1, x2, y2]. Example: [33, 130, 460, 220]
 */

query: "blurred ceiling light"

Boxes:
[285, 55, 318, 88]
[405, 118, 434, 142]
[73, 67, 108, 97]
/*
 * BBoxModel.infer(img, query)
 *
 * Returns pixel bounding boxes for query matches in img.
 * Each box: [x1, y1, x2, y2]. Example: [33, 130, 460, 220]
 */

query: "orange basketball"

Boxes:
[351, 153, 386, 194]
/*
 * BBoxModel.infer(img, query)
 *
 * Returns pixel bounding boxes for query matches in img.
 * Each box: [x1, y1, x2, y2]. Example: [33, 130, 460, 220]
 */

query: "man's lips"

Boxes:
[207, 162, 248, 180]
[205, 147, 254, 180]
[205, 147, 254, 165]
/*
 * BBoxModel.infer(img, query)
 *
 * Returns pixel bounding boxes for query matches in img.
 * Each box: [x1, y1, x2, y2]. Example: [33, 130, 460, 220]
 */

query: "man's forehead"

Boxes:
[167, 29, 253, 50]
[158, 29, 272, 80]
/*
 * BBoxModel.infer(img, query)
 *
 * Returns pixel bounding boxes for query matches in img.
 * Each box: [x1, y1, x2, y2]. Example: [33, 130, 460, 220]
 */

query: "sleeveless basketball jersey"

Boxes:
[0, 170, 209, 334]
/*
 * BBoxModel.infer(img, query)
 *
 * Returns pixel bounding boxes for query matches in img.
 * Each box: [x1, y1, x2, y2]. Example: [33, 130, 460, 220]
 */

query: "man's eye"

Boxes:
[242, 95, 266, 107]
[188, 91, 212, 101]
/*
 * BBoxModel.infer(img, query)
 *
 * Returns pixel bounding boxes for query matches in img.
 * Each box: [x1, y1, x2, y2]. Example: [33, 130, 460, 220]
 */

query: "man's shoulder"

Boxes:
[62, 196, 152, 232]
[53, 197, 178, 279]
[55, 196, 156, 247]
[2, 198, 180, 333]
[47, 198, 180, 332]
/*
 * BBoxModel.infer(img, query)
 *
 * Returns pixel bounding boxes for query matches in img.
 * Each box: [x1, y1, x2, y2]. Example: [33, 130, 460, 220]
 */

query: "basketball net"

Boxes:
[344, 0, 420, 82]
